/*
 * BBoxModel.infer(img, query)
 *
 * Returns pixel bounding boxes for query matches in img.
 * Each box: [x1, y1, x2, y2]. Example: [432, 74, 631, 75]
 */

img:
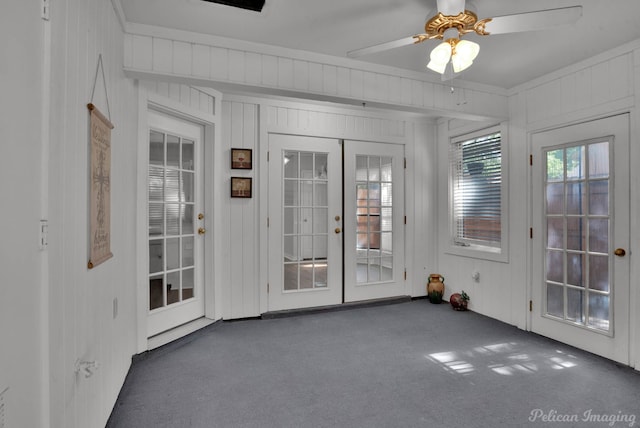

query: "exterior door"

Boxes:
[147, 110, 206, 337]
[344, 141, 406, 302]
[268, 134, 343, 311]
[531, 114, 630, 364]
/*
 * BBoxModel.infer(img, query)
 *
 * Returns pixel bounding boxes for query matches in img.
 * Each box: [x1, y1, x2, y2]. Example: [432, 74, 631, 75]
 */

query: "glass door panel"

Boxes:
[147, 130, 198, 311]
[283, 151, 329, 290]
[543, 141, 611, 332]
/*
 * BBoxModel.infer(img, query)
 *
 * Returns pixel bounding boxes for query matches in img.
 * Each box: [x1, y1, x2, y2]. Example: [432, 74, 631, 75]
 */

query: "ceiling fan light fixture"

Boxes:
[427, 37, 479, 74]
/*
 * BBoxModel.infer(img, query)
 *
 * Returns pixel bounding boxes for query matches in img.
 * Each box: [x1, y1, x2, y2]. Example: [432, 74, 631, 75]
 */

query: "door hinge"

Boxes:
[529, 300, 533, 312]
[404, 270, 407, 281]
[267, 151, 269, 162]
[41, 0, 50, 20]
[529, 154, 533, 166]
[530, 228, 533, 239]
[404, 215, 407, 225]
[404, 158, 407, 169]
[267, 283, 270, 293]
[267, 217, 270, 227]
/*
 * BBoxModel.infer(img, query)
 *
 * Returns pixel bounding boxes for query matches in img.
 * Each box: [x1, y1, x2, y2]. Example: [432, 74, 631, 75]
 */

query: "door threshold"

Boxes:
[147, 317, 216, 350]
[262, 295, 411, 319]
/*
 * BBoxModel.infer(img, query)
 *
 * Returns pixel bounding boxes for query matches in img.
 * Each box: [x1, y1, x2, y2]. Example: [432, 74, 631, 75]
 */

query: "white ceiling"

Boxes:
[121, 0, 640, 89]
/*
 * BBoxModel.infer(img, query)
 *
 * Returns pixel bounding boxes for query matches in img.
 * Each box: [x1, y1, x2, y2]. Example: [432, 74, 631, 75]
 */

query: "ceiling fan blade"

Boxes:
[437, 0, 466, 16]
[347, 36, 420, 58]
[483, 6, 582, 35]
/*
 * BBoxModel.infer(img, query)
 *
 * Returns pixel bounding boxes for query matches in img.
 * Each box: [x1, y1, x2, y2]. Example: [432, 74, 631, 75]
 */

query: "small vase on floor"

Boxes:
[427, 274, 445, 304]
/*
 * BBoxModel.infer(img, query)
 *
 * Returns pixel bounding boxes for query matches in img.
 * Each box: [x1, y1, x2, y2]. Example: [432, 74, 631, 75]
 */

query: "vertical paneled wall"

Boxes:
[0, 2, 46, 428]
[140, 80, 217, 116]
[221, 101, 260, 319]
[47, 1, 139, 427]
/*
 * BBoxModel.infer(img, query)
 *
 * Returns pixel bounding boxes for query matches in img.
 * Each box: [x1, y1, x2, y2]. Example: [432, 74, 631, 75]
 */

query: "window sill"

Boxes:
[445, 242, 509, 263]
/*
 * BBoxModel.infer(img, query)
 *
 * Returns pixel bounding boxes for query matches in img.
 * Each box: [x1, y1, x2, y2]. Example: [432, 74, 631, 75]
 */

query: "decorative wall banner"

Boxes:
[87, 103, 114, 269]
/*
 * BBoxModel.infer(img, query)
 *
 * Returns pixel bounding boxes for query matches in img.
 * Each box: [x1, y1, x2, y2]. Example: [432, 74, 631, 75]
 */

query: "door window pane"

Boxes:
[148, 128, 199, 311]
[281, 151, 330, 291]
[355, 155, 393, 284]
[544, 141, 612, 332]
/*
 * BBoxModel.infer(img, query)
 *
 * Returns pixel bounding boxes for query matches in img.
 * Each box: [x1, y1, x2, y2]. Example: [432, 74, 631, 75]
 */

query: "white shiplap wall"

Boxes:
[47, 1, 139, 427]
[140, 80, 217, 116]
[122, 25, 508, 121]
[221, 101, 260, 319]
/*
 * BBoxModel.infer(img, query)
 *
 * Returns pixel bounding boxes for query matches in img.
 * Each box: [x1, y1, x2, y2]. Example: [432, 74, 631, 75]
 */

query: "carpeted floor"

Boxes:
[107, 300, 640, 428]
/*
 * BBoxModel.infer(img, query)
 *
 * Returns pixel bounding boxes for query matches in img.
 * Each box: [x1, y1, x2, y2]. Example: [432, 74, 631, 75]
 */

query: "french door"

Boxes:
[344, 141, 406, 302]
[147, 110, 206, 337]
[267, 134, 406, 312]
[531, 114, 630, 364]
[268, 134, 343, 311]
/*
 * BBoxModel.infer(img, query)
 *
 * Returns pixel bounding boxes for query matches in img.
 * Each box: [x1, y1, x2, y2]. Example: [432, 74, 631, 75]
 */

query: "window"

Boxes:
[450, 129, 503, 254]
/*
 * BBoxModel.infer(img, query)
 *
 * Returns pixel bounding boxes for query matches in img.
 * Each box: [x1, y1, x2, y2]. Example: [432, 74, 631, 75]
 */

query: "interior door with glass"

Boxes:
[147, 110, 206, 337]
[344, 141, 405, 302]
[531, 114, 630, 364]
[268, 134, 343, 311]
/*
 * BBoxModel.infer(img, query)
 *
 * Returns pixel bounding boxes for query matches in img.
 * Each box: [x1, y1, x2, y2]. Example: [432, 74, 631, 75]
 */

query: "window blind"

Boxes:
[450, 132, 502, 246]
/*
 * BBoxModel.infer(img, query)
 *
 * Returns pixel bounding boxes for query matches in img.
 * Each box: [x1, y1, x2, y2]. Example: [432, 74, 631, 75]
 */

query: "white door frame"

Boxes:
[135, 89, 222, 353]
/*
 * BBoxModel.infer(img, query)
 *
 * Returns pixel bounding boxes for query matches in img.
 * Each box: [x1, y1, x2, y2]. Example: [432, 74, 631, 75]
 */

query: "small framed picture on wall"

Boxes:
[231, 148, 252, 169]
[230, 177, 252, 198]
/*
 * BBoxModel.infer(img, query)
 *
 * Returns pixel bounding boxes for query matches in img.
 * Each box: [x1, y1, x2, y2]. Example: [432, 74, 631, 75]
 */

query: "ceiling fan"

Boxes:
[347, 0, 582, 76]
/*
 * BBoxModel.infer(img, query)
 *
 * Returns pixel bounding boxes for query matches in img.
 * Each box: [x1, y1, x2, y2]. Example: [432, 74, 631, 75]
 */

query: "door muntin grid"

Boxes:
[148, 129, 197, 310]
[543, 139, 612, 333]
[355, 155, 393, 284]
[282, 150, 329, 292]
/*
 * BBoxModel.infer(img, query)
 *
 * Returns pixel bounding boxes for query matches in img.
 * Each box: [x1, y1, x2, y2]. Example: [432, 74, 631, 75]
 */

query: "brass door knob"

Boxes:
[335, 227, 341, 234]
[198, 227, 206, 235]
[335, 215, 341, 221]
[614, 248, 626, 257]
[198, 213, 204, 220]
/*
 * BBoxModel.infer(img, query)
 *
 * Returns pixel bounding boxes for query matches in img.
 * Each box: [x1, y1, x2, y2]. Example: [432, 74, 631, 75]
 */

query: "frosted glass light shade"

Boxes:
[427, 41, 452, 74]
[451, 40, 480, 73]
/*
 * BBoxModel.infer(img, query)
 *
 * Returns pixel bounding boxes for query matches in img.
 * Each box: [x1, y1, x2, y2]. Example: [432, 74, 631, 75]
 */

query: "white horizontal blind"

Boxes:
[450, 132, 502, 246]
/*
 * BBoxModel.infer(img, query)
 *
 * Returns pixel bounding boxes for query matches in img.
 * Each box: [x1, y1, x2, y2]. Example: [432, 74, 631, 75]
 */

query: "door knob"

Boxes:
[335, 215, 341, 221]
[198, 227, 206, 235]
[614, 248, 626, 257]
[335, 227, 341, 234]
[198, 213, 204, 220]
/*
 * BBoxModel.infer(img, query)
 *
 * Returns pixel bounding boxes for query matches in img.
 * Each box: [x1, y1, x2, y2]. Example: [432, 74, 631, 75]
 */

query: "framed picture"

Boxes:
[231, 148, 252, 169]
[231, 177, 252, 198]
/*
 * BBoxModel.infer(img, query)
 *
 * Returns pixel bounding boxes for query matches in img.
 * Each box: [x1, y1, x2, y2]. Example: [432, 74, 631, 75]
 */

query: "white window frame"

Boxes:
[447, 125, 509, 263]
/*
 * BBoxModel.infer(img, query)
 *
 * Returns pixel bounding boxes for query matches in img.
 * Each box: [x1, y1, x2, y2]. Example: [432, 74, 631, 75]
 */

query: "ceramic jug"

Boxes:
[427, 274, 445, 304]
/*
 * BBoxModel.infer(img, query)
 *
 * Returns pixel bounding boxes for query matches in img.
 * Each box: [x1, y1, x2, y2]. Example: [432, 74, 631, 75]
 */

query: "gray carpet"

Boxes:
[107, 300, 640, 428]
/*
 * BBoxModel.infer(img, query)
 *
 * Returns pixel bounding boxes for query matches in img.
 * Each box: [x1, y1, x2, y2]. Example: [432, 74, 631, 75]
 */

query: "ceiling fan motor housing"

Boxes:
[423, 10, 492, 40]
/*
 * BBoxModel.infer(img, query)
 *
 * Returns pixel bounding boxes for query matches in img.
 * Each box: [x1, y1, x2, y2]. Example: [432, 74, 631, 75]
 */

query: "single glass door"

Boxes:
[531, 114, 630, 364]
[147, 110, 205, 337]
[267, 134, 342, 311]
[344, 141, 406, 302]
